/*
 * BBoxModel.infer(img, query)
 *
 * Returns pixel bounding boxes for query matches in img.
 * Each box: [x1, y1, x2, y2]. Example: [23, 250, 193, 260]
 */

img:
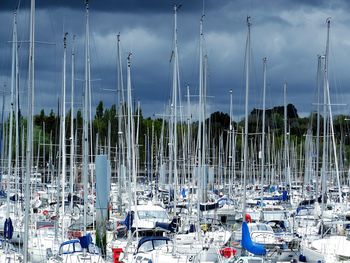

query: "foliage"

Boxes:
[3, 101, 348, 170]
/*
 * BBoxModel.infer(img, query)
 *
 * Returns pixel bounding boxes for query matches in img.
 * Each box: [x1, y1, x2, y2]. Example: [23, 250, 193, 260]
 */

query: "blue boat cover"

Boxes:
[4, 218, 13, 239]
[181, 188, 186, 198]
[269, 185, 276, 192]
[155, 222, 171, 231]
[155, 217, 178, 232]
[298, 199, 315, 206]
[200, 202, 219, 211]
[241, 222, 266, 256]
[189, 224, 196, 233]
[218, 197, 234, 206]
[10, 194, 24, 202]
[79, 233, 92, 249]
[137, 236, 170, 251]
[282, 190, 288, 201]
[123, 211, 134, 230]
[0, 190, 6, 198]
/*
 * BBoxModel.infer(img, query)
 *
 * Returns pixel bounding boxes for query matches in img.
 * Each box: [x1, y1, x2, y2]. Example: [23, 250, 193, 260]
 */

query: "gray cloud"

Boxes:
[1, 0, 350, 120]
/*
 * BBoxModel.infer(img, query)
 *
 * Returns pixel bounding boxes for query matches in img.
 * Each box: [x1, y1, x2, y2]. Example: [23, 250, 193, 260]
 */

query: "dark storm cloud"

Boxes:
[3, 0, 347, 13]
[3, 0, 220, 13]
[1, 0, 350, 119]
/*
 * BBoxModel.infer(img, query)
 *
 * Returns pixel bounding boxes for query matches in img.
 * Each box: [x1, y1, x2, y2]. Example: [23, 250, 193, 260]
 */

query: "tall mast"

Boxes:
[242, 16, 251, 221]
[321, 50, 327, 215]
[117, 34, 125, 111]
[284, 83, 287, 186]
[116, 34, 124, 213]
[261, 58, 267, 201]
[126, 53, 137, 241]
[186, 85, 193, 205]
[14, 9, 20, 212]
[315, 55, 322, 197]
[69, 35, 75, 212]
[0, 86, 4, 184]
[61, 32, 68, 237]
[284, 83, 292, 197]
[171, 4, 180, 217]
[6, 10, 17, 219]
[24, 0, 36, 260]
[324, 18, 342, 203]
[202, 53, 208, 199]
[229, 89, 233, 197]
[83, 0, 90, 235]
[196, 11, 204, 207]
[126, 55, 132, 228]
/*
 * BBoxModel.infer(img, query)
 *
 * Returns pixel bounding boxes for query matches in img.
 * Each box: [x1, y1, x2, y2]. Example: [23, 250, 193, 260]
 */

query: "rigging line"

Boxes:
[91, 30, 104, 110]
[249, 46, 261, 135]
[308, 55, 323, 131]
[16, 0, 22, 11]
[329, 37, 345, 117]
[202, 0, 205, 17]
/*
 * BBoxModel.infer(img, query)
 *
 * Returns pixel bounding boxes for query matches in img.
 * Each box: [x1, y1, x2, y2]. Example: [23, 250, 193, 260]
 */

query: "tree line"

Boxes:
[2, 101, 349, 169]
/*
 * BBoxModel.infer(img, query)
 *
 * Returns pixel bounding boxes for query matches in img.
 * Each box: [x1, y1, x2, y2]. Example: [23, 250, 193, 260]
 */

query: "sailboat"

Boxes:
[300, 18, 350, 263]
[27, 31, 70, 263]
[48, 1, 105, 262]
[229, 16, 301, 262]
[0, 10, 25, 260]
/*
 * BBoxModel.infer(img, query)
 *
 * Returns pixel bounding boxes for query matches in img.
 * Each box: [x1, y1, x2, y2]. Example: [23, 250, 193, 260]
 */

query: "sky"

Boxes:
[1, 0, 350, 120]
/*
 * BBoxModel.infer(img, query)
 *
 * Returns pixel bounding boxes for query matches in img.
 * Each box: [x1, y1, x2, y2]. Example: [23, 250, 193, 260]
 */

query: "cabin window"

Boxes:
[153, 240, 167, 249]
[60, 243, 75, 254]
[138, 241, 153, 253]
[74, 242, 82, 252]
[137, 210, 168, 220]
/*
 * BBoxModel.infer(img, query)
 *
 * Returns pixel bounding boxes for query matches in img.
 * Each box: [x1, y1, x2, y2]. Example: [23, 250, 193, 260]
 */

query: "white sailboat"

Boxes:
[49, 1, 105, 262]
[300, 18, 350, 263]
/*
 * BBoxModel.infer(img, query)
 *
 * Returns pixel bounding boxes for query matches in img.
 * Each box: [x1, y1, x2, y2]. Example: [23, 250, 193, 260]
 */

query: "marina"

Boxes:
[1, 0, 350, 262]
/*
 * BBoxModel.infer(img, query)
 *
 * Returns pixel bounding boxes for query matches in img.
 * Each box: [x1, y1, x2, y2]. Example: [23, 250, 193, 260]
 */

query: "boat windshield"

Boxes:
[138, 240, 153, 253]
[59, 241, 83, 254]
[153, 239, 168, 249]
[137, 210, 168, 220]
[249, 224, 273, 233]
[138, 239, 172, 253]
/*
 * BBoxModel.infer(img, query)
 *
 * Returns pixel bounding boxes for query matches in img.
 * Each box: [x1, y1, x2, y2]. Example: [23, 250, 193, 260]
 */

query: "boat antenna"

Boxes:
[202, 0, 205, 16]
[247, 16, 251, 27]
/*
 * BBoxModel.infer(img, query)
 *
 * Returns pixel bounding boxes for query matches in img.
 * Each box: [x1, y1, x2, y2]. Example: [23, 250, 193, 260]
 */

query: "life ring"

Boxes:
[43, 210, 49, 216]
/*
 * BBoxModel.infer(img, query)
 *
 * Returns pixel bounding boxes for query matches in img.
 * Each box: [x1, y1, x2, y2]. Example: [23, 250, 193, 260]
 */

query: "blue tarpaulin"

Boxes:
[4, 218, 13, 240]
[241, 222, 266, 256]
[0, 190, 6, 198]
[79, 233, 92, 249]
[137, 236, 170, 252]
[181, 188, 186, 198]
[282, 191, 288, 201]
[124, 211, 134, 230]
[155, 217, 178, 233]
